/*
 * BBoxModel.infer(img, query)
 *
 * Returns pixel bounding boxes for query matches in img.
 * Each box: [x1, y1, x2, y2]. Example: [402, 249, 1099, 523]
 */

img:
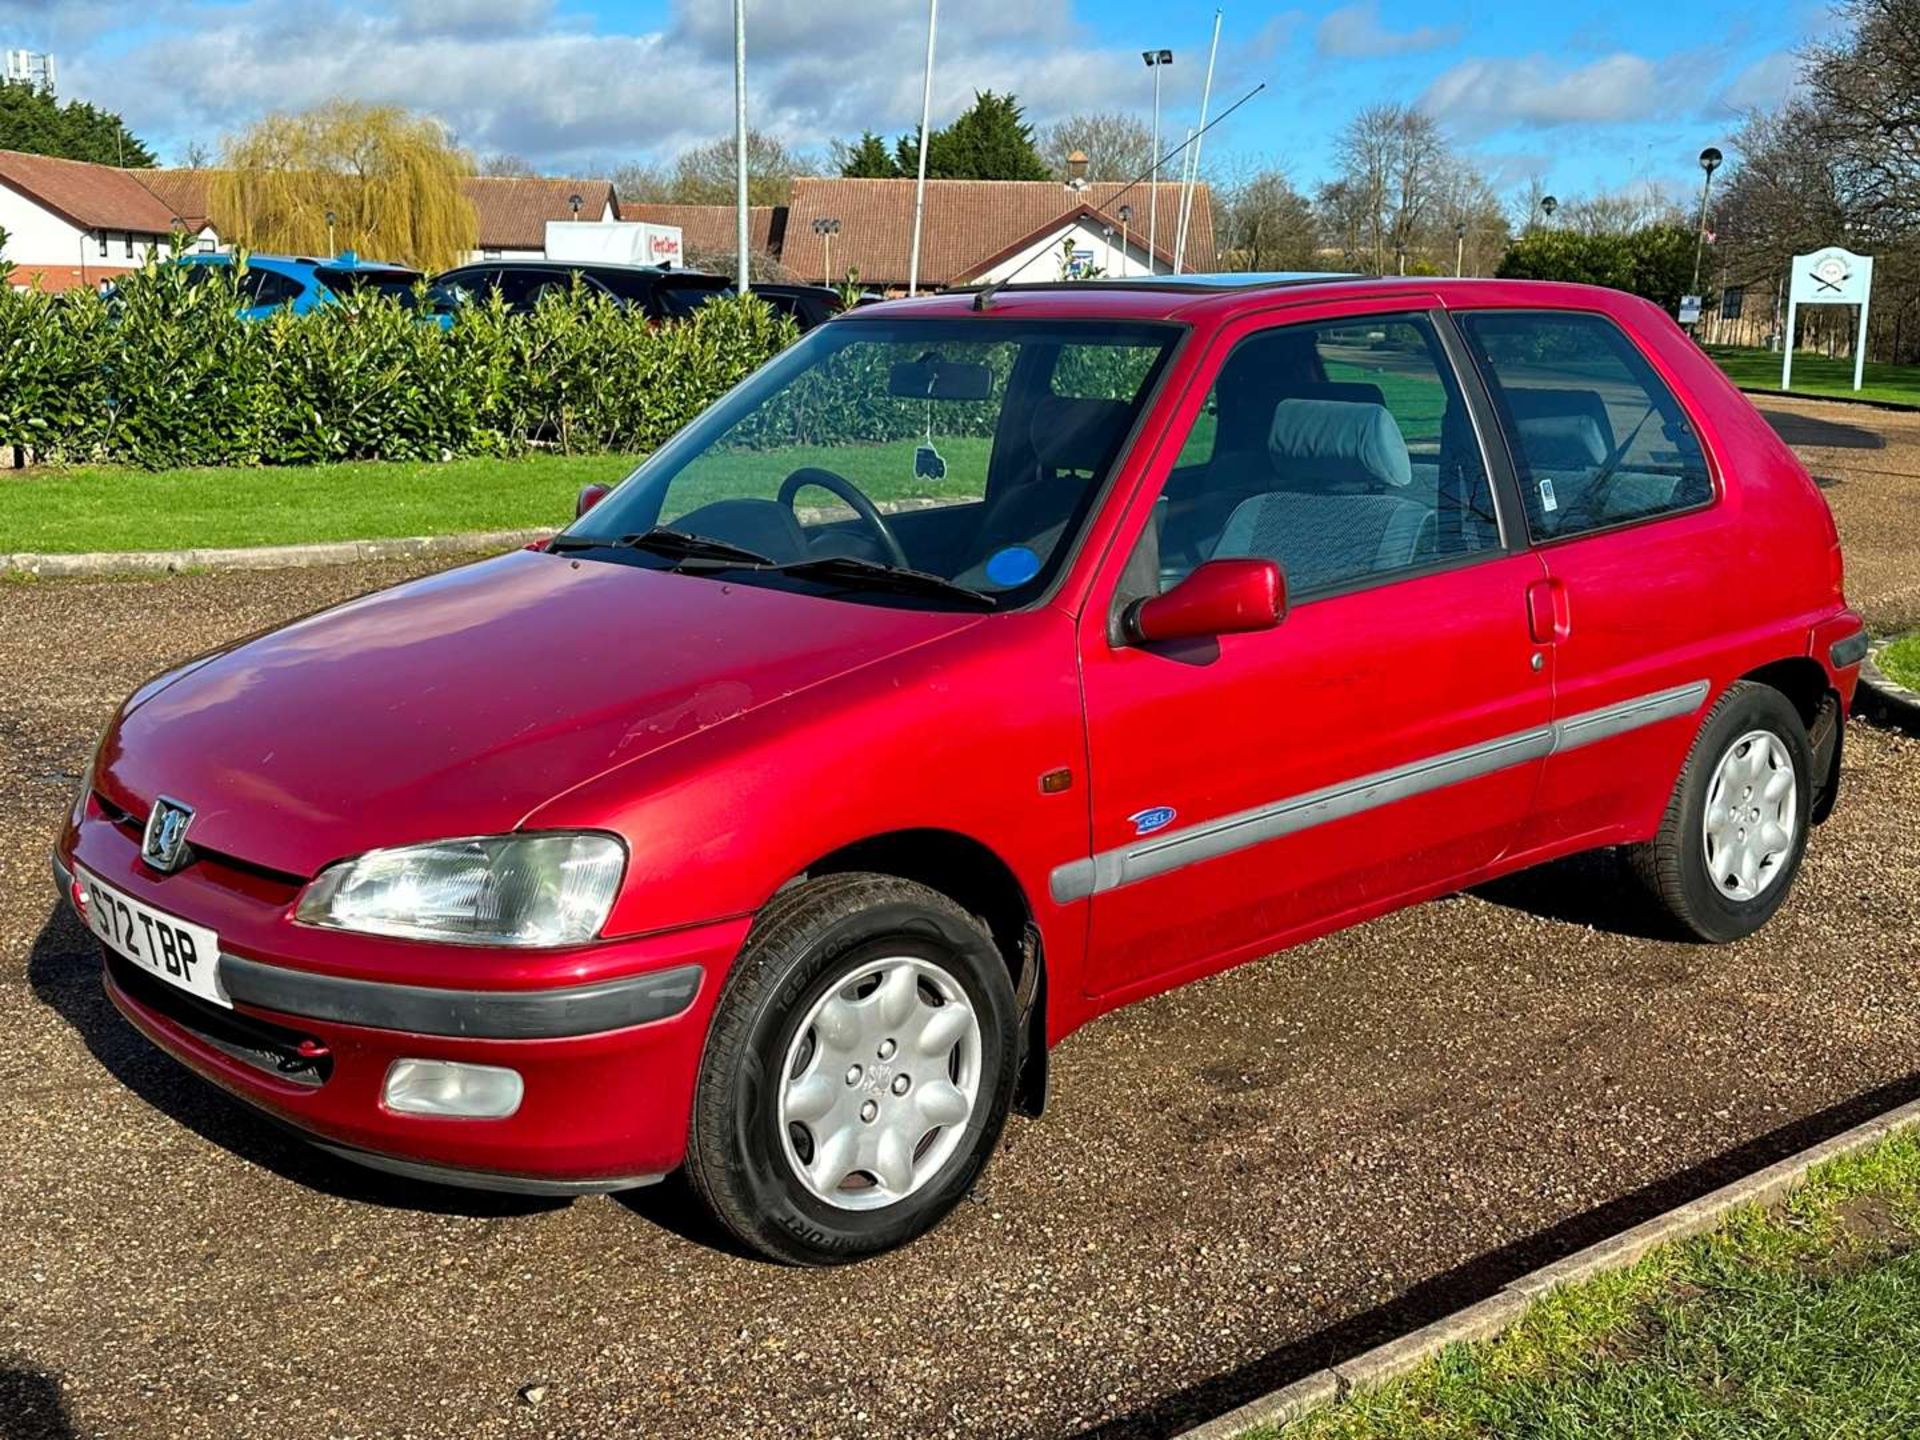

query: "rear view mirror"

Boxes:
[1124, 558, 1286, 645]
[888, 358, 993, 401]
[576, 483, 610, 519]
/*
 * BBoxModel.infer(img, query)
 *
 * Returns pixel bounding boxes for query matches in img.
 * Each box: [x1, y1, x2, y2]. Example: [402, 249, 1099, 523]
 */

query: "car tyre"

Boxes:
[1627, 681, 1814, 943]
[685, 873, 1019, 1265]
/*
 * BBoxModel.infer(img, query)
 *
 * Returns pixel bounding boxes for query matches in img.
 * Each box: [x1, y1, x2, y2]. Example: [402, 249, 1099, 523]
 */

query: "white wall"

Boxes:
[0, 184, 92, 267]
[968, 215, 1170, 284]
[0, 184, 185, 286]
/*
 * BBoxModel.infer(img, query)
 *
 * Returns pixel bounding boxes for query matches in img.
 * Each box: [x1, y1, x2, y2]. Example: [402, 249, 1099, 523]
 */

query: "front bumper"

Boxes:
[53, 825, 751, 1192]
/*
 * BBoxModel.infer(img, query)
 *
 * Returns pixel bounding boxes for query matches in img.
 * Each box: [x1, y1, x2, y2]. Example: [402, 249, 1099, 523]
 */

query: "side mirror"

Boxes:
[1125, 557, 1286, 645]
[576, 483, 610, 519]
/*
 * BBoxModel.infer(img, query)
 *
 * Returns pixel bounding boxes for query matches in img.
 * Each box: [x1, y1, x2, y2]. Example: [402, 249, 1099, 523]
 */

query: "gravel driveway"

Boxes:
[2, 396, 1917, 1440]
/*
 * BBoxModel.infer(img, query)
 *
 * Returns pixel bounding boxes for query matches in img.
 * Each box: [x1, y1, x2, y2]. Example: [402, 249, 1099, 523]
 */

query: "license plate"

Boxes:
[76, 866, 228, 1008]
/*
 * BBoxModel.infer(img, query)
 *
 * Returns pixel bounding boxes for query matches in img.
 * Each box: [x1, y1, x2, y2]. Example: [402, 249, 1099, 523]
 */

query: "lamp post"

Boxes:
[1454, 219, 1466, 277]
[325, 209, 336, 255]
[1540, 194, 1557, 227]
[1117, 203, 1133, 278]
[1691, 145, 1722, 298]
[1142, 48, 1171, 272]
[812, 216, 841, 287]
[1395, 241, 1407, 276]
[568, 193, 582, 221]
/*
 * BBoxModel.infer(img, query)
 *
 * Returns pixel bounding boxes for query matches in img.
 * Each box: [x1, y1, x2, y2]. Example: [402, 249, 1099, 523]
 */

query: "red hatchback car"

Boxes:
[55, 276, 1866, 1263]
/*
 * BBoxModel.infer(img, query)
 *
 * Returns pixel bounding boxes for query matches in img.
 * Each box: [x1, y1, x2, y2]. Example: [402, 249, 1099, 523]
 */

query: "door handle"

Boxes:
[1527, 579, 1571, 644]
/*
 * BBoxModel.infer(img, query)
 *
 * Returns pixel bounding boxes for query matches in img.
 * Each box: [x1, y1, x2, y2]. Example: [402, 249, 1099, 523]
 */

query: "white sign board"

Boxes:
[543, 220, 685, 268]
[1678, 294, 1702, 325]
[1782, 246, 1874, 393]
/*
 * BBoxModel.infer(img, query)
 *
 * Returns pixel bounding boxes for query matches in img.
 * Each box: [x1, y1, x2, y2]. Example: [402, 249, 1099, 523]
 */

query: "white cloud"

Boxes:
[1315, 1, 1460, 59]
[1419, 52, 1693, 132]
[1716, 50, 1799, 113]
[48, 0, 1184, 173]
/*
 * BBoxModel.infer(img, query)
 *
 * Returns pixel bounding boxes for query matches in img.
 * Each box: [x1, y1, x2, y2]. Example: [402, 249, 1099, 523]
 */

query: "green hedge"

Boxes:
[0, 259, 798, 468]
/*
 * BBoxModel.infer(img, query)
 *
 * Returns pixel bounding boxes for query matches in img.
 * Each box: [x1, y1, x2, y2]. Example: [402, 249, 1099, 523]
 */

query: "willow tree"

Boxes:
[211, 102, 477, 271]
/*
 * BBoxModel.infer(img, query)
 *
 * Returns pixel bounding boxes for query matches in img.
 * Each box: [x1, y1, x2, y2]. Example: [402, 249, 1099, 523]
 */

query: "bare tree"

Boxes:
[477, 152, 540, 177]
[1328, 104, 1450, 273]
[1213, 163, 1318, 271]
[612, 160, 671, 205]
[1039, 112, 1155, 183]
[667, 130, 804, 207]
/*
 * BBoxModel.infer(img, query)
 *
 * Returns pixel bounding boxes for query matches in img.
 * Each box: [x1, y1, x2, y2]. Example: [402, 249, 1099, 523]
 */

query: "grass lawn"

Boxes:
[1880, 633, 1920, 692]
[0, 439, 1007, 555]
[1253, 1129, 1920, 1439]
[1, 453, 646, 554]
[1709, 345, 1920, 408]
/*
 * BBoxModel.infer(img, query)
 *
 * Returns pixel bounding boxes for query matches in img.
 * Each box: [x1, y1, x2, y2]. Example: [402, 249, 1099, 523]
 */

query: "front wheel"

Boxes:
[685, 874, 1019, 1264]
[1627, 681, 1814, 943]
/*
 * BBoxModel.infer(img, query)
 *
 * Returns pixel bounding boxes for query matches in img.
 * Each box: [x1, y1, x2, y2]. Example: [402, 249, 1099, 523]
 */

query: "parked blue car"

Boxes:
[167, 251, 424, 320]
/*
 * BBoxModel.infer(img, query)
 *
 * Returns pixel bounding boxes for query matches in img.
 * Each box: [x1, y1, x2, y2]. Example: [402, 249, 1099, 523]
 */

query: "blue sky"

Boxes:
[0, 0, 1829, 205]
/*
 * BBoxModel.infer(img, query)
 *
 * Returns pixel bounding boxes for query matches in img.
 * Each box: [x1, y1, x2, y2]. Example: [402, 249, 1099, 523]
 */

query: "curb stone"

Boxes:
[1860, 641, 1920, 735]
[3, 528, 555, 579]
[1732, 383, 1920, 414]
[1178, 1094, 1920, 1438]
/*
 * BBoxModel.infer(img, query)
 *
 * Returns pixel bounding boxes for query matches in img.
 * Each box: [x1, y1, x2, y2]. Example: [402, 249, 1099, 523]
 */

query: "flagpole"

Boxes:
[1176, 8, 1221, 274]
[732, 0, 750, 293]
[907, 0, 939, 297]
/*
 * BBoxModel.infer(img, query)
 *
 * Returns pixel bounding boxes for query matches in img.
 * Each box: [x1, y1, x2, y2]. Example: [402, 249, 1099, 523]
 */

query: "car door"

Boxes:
[1072, 302, 1552, 1001]
[1453, 308, 1726, 854]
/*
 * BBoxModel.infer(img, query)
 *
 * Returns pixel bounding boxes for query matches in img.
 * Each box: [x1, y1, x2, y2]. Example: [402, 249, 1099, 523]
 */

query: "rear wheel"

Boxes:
[685, 873, 1019, 1264]
[1627, 681, 1814, 942]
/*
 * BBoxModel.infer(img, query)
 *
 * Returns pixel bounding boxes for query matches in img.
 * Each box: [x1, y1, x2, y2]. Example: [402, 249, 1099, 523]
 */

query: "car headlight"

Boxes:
[295, 833, 625, 947]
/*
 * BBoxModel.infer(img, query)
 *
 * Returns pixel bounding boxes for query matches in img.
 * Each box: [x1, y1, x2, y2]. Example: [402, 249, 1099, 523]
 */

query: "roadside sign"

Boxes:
[1783, 246, 1874, 392]
[1678, 294, 1702, 325]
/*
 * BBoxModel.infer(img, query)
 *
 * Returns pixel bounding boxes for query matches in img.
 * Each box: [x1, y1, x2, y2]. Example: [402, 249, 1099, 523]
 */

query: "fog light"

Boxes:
[383, 1059, 523, 1118]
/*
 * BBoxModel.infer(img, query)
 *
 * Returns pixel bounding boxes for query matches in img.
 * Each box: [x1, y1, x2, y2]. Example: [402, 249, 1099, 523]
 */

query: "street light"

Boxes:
[1691, 145, 1723, 299]
[1142, 48, 1172, 273]
[1454, 219, 1466, 277]
[568, 193, 583, 221]
[812, 216, 842, 286]
[1540, 194, 1558, 226]
[1117, 203, 1133, 278]
[324, 209, 336, 255]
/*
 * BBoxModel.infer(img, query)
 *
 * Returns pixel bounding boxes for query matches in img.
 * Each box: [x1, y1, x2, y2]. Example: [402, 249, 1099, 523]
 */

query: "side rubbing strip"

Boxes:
[1050, 679, 1710, 904]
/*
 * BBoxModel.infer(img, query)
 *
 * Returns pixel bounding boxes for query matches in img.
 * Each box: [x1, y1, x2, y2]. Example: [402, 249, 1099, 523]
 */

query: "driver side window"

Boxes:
[1146, 312, 1501, 601]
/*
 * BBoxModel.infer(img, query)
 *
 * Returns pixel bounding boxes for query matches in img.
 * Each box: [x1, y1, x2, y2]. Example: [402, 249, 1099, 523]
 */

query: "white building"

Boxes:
[0, 150, 217, 291]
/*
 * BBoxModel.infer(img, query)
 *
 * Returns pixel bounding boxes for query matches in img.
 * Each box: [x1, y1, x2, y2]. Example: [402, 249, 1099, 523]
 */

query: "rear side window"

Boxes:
[240, 269, 305, 308]
[1459, 310, 1711, 541]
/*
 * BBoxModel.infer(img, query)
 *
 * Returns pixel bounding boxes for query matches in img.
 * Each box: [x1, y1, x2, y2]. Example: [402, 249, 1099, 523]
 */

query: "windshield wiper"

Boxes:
[615, 527, 777, 567]
[770, 554, 997, 610]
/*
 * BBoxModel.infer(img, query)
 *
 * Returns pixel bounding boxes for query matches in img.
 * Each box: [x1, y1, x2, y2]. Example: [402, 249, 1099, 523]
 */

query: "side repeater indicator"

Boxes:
[1129, 806, 1177, 836]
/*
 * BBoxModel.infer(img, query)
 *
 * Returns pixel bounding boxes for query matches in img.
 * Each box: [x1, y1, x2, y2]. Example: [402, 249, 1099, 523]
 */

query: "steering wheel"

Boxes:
[777, 467, 910, 569]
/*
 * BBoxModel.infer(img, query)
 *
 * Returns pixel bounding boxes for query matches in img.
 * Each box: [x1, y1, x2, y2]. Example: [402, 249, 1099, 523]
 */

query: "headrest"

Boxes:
[1032, 396, 1132, 472]
[1267, 398, 1411, 490]
[1515, 413, 1608, 469]
[1294, 380, 1387, 409]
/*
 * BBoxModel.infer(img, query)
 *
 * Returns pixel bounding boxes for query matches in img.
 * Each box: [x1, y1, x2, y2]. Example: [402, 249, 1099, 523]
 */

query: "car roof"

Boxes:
[176, 252, 416, 274]
[438, 260, 720, 278]
[840, 274, 1658, 326]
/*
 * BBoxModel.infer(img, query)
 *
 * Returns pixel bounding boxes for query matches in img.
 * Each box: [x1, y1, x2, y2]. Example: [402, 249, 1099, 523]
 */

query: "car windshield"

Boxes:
[558, 317, 1180, 609]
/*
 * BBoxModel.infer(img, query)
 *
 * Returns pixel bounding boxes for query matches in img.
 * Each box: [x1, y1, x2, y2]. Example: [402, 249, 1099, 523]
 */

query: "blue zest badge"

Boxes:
[984, 546, 1041, 588]
[1129, 805, 1177, 836]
